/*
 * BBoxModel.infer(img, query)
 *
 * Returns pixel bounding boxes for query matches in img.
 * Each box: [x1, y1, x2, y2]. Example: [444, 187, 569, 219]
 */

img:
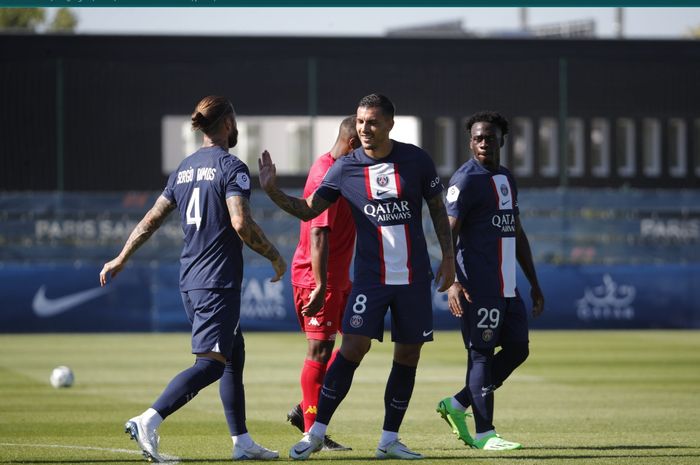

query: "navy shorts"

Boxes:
[460, 295, 529, 349]
[181, 288, 241, 358]
[342, 281, 433, 343]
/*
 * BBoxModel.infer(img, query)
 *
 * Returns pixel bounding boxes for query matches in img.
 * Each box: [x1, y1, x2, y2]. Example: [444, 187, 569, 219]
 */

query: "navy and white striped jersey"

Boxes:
[446, 158, 519, 298]
[315, 141, 443, 287]
[162, 146, 251, 291]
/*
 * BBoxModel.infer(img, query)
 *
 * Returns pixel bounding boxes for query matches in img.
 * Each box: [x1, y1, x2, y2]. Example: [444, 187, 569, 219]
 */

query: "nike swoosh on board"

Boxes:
[32, 285, 110, 318]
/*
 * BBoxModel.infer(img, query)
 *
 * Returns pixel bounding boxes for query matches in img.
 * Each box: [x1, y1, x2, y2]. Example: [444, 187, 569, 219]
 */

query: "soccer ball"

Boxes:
[49, 365, 74, 388]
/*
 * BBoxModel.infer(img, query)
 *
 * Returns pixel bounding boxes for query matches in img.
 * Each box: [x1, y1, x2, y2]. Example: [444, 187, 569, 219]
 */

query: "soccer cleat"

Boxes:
[125, 416, 163, 463]
[287, 403, 351, 451]
[233, 441, 280, 460]
[322, 435, 351, 451]
[375, 439, 423, 460]
[287, 404, 305, 433]
[473, 433, 522, 450]
[289, 432, 323, 460]
[436, 397, 475, 447]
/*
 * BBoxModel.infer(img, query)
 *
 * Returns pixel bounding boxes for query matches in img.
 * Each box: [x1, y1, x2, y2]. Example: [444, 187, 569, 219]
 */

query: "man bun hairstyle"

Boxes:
[466, 111, 509, 136]
[358, 93, 395, 119]
[191, 95, 234, 134]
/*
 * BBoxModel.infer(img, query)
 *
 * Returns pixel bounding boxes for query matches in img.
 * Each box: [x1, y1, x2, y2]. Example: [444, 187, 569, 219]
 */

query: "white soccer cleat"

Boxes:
[125, 415, 163, 463]
[375, 439, 423, 460]
[289, 432, 323, 460]
[233, 441, 280, 460]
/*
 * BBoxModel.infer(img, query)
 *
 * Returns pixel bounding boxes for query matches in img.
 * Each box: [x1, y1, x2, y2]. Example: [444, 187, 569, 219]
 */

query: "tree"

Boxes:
[685, 25, 700, 38]
[0, 8, 45, 31]
[48, 8, 78, 33]
[0, 7, 77, 33]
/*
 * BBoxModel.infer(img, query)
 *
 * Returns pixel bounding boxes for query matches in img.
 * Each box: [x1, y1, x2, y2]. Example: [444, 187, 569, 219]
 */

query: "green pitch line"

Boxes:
[0, 331, 699, 465]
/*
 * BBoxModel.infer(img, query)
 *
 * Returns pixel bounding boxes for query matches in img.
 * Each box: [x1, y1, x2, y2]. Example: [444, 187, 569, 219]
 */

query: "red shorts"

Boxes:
[293, 285, 350, 341]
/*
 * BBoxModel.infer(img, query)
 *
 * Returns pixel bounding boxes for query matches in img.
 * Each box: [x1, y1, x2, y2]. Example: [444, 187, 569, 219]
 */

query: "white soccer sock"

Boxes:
[475, 429, 496, 441]
[308, 422, 327, 439]
[141, 408, 163, 430]
[378, 430, 399, 448]
[232, 432, 253, 448]
[450, 397, 467, 412]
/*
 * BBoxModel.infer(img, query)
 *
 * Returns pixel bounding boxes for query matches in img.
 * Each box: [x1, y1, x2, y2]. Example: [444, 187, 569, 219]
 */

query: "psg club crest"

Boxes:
[482, 329, 494, 342]
[500, 184, 509, 197]
[350, 314, 364, 328]
[376, 175, 390, 187]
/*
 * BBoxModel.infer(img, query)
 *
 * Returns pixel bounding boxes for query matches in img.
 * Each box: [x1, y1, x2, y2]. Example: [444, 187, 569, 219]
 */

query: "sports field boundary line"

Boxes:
[0, 442, 180, 463]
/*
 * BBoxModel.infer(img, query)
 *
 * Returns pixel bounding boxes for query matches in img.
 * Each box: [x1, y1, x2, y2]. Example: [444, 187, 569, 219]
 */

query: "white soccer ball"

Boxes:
[49, 365, 74, 388]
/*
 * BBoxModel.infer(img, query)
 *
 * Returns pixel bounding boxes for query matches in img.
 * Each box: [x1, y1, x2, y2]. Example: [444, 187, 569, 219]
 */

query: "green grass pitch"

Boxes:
[1, 330, 699, 464]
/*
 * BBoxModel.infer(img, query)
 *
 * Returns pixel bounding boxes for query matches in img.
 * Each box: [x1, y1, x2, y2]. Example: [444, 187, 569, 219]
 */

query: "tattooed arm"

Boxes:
[99, 195, 175, 286]
[227, 195, 286, 282]
[427, 193, 455, 292]
[258, 150, 331, 220]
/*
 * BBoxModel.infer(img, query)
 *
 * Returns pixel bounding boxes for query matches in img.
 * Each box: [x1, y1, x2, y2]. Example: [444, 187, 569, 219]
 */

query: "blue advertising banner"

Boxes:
[1, 262, 698, 333]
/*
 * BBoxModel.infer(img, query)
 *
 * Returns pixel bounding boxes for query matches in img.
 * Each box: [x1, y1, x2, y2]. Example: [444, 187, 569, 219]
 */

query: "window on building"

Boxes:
[590, 118, 610, 177]
[512, 118, 533, 177]
[434, 117, 457, 176]
[668, 118, 687, 178]
[642, 118, 661, 177]
[567, 118, 584, 177]
[538, 118, 558, 177]
[616, 118, 635, 178]
[162, 115, 421, 177]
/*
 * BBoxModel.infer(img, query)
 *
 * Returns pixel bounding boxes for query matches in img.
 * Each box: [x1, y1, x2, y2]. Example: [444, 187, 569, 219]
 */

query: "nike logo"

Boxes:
[32, 285, 110, 318]
[376, 189, 390, 196]
[422, 330, 433, 337]
[293, 446, 311, 456]
[501, 200, 510, 206]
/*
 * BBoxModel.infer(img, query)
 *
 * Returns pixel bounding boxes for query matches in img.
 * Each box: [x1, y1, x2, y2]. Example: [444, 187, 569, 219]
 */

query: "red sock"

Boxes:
[300, 359, 325, 431]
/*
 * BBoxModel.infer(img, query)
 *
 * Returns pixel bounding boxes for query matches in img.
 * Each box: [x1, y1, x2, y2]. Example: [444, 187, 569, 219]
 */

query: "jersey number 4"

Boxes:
[186, 187, 202, 230]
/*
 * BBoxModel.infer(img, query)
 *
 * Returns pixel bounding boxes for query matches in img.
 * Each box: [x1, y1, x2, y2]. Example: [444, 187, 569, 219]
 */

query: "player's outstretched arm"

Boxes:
[258, 150, 330, 221]
[99, 195, 175, 286]
[227, 195, 286, 282]
[427, 194, 455, 292]
[302, 226, 329, 317]
[515, 216, 544, 317]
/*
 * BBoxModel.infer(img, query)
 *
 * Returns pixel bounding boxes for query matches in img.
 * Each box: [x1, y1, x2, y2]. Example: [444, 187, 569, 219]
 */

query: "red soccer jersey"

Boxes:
[291, 152, 355, 291]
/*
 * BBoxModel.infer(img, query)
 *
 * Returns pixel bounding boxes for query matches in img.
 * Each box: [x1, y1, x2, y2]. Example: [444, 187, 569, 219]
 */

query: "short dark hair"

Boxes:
[466, 111, 509, 137]
[339, 115, 357, 140]
[358, 93, 395, 118]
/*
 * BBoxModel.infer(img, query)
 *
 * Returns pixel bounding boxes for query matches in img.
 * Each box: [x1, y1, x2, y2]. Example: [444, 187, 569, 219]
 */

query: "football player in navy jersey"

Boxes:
[436, 111, 544, 451]
[99, 95, 285, 462]
[259, 94, 455, 460]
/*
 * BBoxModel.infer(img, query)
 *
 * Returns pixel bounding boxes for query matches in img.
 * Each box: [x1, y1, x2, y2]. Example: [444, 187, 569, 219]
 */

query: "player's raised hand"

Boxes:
[269, 254, 286, 283]
[301, 285, 326, 317]
[434, 257, 456, 292]
[99, 257, 125, 286]
[258, 150, 277, 193]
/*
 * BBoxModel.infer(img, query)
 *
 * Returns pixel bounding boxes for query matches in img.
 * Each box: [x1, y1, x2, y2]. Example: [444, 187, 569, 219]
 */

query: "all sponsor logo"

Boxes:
[500, 184, 509, 196]
[576, 274, 636, 321]
[376, 174, 389, 187]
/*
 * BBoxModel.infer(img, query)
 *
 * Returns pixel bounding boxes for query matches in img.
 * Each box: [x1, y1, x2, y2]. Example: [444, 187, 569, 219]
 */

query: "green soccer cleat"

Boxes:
[436, 397, 475, 447]
[473, 433, 522, 451]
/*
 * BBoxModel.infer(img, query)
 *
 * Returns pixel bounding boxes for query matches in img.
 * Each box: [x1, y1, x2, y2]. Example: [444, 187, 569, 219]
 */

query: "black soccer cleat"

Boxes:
[322, 435, 352, 451]
[286, 403, 351, 451]
[286, 404, 305, 433]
